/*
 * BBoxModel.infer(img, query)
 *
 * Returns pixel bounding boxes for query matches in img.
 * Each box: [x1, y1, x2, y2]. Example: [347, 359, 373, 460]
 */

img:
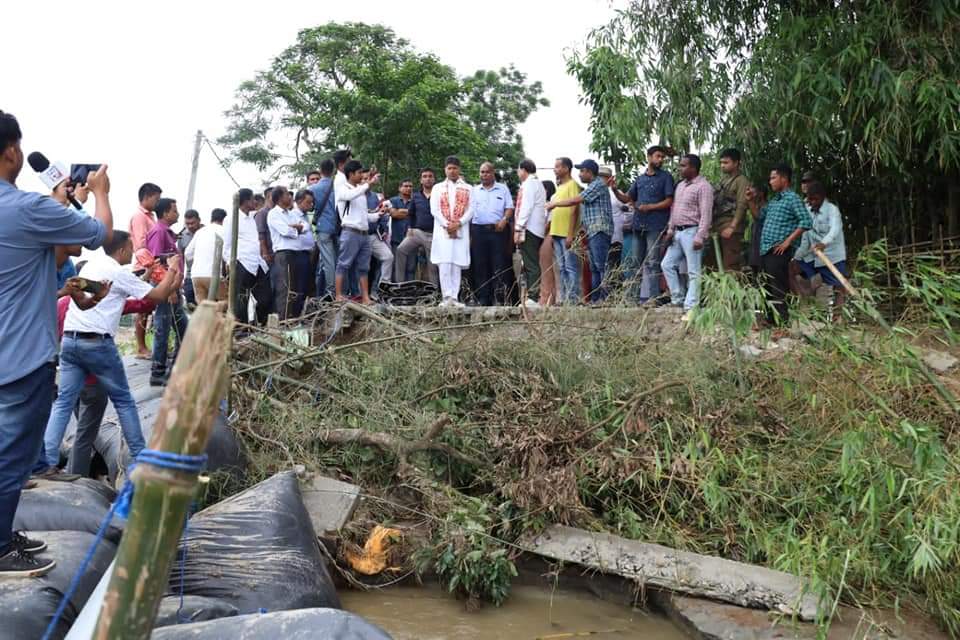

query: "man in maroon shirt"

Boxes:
[145, 198, 188, 386]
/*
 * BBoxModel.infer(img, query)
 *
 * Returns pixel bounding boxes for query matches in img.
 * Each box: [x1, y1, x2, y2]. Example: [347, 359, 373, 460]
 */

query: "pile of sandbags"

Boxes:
[0, 530, 116, 640]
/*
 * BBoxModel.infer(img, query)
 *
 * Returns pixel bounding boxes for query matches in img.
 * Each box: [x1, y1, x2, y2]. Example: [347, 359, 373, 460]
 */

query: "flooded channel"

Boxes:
[341, 583, 686, 640]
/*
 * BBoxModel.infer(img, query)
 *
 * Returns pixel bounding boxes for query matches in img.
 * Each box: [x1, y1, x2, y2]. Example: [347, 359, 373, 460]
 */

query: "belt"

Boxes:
[472, 224, 502, 232]
[674, 224, 698, 231]
[342, 227, 366, 235]
[64, 331, 111, 340]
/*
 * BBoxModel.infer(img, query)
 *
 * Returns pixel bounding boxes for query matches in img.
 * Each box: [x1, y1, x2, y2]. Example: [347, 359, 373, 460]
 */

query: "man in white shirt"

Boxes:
[430, 156, 475, 307]
[224, 188, 272, 325]
[335, 160, 383, 303]
[185, 208, 226, 302]
[41, 230, 182, 474]
[514, 158, 547, 309]
[293, 190, 316, 312]
[267, 187, 311, 319]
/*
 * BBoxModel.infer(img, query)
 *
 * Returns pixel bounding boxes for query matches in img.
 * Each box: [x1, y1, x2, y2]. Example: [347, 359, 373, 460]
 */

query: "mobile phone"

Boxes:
[70, 164, 102, 185]
[75, 278, 103, 295]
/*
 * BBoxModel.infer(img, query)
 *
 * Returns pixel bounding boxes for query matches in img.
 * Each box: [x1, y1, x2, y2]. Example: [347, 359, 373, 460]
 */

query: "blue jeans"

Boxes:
[552, 236, 580, 304]
[44, 336, 145, 469]
[587, 232, 611, 303]
[661, 227, 703, 310]
[627, 227, 663, 302]
[316, 232, 338, 297]
[152, 299, 188, 380]
[1, 363, 55, 550]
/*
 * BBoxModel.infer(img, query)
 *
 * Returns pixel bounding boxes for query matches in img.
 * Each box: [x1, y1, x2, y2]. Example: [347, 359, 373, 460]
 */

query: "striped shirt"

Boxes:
[760, 190, 813, 255]
[579, 178, 614, 238]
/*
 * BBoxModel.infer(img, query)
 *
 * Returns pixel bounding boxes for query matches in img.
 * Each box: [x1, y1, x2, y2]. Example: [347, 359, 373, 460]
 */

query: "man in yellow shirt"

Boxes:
[549, 157, 581, 304]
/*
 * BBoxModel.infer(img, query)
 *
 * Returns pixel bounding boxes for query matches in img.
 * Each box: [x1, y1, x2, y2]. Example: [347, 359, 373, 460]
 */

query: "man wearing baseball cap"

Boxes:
[546, 159, 613, 302]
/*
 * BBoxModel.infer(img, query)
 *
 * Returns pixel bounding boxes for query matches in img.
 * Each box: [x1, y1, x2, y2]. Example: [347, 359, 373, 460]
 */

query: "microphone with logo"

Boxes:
[27, 152, 82, 210]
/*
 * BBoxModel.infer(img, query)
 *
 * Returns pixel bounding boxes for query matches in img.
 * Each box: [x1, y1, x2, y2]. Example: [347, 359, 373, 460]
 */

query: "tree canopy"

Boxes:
[219, 22, 547, 191]
[568, 1, 960, 240]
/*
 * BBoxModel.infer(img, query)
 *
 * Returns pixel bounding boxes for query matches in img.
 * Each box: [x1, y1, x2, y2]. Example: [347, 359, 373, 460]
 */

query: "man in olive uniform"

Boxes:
[710, 148, 750, 271]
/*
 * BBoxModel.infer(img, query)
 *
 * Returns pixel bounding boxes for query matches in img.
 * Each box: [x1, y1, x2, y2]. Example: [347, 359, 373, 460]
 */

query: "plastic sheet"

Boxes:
[154, 595, 239, 627]
[13, 479, 123, 543]
[167, 471, 339, 613]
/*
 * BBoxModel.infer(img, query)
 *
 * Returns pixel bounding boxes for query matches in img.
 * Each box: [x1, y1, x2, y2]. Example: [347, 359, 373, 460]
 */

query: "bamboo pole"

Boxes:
[208, 235, 224, 302]
[93, 302, 233, 640]
[227, 193, 240, 320]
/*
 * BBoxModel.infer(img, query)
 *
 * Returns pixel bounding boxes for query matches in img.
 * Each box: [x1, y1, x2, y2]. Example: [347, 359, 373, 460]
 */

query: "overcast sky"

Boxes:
[6, 0, 620, 227]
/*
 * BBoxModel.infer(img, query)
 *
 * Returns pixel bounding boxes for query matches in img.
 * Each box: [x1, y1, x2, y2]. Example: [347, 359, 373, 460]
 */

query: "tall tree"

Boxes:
[569, 1, 960, 240]
[460, 66, 549, 186]
[220, 23, 547, 190]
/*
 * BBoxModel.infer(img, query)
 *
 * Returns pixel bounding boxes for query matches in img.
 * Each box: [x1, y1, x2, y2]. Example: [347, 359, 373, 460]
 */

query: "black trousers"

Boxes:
[519, 233, 543, 302]
[235, 263, 272, 326]
[68, 381, 109, 477]
[470, 225, 512, 306]
[761, 249, 794, 325]
[273, 250, 308, 320]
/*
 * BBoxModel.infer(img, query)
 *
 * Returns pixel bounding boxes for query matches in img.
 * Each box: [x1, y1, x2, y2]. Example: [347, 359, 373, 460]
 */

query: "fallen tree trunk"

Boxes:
[316, 416, 476, 470]
[526, 525, 821, 621]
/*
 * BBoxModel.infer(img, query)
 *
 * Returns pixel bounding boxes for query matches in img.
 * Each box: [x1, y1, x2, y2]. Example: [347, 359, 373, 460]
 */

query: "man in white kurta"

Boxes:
[430, 156, 475, 307]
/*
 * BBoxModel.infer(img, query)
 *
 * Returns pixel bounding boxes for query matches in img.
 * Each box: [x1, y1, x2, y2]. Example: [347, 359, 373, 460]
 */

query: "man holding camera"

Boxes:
[0, 110, 115, 577]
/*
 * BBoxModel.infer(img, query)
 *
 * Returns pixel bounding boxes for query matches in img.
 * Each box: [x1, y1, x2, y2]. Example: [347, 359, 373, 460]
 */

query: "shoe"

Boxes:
[12, 532, 46, 553]
[451, 300, 466, 308]
[0, 545, 56, 578]
[32, 467, 81, 482]
[438, 299, 451, 308]
[523, 299, 542, 310]
[22, 479, 37, 490]
[681, 310, 695, 323]
[149, 377, 167, 387]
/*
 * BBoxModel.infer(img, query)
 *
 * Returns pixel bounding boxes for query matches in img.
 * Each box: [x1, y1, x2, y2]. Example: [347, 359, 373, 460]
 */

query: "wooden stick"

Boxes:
[812, 248, 857, 297]
[94, 303, 233, 639]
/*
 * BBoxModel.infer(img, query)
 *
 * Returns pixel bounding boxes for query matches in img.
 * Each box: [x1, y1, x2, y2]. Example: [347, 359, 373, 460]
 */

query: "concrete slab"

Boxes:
[526, 525, 820, 621]
[300, 475, 361, 537]
[651, 592, 817, 639]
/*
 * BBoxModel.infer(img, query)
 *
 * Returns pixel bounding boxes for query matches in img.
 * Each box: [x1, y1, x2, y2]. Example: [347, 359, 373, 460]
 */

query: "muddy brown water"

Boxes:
[341, 583, 686, 640]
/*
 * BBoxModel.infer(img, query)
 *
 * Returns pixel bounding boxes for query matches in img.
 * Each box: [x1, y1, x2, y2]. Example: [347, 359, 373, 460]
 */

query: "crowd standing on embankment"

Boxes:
[0, 109, 848, 577]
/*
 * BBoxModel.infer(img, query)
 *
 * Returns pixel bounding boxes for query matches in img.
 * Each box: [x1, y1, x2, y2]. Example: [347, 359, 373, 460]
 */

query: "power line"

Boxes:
[201, 134, 241, 189]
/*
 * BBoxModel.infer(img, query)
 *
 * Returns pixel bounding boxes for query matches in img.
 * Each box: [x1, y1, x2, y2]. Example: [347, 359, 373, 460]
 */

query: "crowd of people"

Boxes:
[0, 107, 849, 577]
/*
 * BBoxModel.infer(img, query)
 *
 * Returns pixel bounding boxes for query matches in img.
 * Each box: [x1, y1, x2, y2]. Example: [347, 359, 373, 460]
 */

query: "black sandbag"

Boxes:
[13, 478, 123, 543]
[155, 595, 239, 627]
[167, 471, 340, 613]
[150, 608, 392, 639]
[0, 530, 117, 640]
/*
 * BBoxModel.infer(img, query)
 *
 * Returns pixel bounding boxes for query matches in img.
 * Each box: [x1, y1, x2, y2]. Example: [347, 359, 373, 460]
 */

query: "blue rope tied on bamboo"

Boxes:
[40, 450, 207, 640]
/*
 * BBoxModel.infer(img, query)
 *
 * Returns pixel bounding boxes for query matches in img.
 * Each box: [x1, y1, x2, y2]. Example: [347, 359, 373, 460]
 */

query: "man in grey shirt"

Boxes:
[0, 111, 113, 577]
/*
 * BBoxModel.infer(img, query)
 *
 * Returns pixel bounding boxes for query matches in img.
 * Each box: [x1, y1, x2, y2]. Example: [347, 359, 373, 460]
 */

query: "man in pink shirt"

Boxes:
[660, 154, 713, 318]
[129, 182, 161, 358]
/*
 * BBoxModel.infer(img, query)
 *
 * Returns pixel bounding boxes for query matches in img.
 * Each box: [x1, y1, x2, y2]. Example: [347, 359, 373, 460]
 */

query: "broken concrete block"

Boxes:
[923, 350, 958, 374]
[300, 474, 361, 537]
[527, 525, 820, 621]
[651, 592, 817, 639]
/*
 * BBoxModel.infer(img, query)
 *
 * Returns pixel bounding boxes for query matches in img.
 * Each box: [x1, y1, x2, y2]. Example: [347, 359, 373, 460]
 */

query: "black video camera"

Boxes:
[70, 164, 102, 186]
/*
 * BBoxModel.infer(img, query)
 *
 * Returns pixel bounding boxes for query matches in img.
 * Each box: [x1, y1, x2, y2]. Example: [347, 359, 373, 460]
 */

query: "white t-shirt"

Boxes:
[184, 224, 225, 279]
[64, 254, 153, 336]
